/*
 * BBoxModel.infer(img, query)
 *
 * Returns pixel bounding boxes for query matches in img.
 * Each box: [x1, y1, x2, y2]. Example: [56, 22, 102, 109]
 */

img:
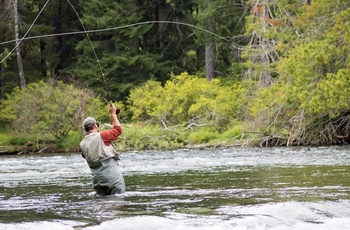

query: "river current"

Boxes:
[0, 146, 350, 229]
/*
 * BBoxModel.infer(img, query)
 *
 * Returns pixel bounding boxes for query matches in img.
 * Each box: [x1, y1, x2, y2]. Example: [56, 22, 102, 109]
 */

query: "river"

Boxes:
[0, 146, 350, 229]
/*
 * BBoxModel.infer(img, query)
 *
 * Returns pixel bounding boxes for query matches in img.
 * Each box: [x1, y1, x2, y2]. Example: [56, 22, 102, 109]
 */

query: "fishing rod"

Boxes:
[65, 0, 119, 114]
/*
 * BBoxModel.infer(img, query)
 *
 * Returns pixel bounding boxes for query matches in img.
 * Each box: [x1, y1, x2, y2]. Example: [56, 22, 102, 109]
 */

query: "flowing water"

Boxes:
[1, 146, 350, 229]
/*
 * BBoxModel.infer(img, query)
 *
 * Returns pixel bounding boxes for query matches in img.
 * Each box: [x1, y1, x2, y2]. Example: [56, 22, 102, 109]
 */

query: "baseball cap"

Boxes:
[82, 117, 98, 128]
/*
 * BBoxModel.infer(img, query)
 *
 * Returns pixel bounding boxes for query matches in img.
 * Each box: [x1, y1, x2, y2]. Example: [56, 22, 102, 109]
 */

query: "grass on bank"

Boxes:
[0, 123, 247, 153]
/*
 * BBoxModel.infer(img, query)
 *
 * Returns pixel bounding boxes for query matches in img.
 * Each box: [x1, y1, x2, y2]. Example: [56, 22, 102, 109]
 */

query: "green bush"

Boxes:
[9, 137, 28, 146]
[222, 124, 244, 140]
[0, 80, 107, 140]
[118, 124, 185, 150]
[188, 127, 219, 144]
[0, 133, 11, 146]
[56, 130, 82, 152]
[128, 72, 246, 129]
[0, 129, 39, 147]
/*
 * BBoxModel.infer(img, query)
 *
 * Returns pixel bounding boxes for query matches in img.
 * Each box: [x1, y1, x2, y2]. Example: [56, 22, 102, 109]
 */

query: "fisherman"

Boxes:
[80, 102, 125, 196]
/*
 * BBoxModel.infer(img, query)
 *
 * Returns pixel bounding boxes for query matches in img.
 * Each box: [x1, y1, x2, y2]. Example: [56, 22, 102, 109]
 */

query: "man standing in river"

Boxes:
[80, 102, 125, 196]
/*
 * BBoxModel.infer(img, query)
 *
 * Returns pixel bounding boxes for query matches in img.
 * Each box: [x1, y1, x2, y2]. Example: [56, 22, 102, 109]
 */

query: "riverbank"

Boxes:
[0, 144, 60, 155]
[3, 125, 335, 155]
[0, 140, 247, 155]
[0, 124, 250, 155]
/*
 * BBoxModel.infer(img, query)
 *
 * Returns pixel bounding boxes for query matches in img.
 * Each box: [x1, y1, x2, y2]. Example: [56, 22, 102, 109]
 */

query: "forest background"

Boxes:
[1, 0, 350, 154]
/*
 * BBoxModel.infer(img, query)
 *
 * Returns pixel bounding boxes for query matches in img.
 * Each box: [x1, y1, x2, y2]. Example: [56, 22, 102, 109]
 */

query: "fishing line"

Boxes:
[0, 21, 230, 47]
[0, 0, 51, 64]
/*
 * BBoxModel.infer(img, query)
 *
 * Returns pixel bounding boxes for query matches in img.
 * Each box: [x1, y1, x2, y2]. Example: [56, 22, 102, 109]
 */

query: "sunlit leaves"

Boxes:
[309, 70, 350, 117]
[128, 72, 245, 128]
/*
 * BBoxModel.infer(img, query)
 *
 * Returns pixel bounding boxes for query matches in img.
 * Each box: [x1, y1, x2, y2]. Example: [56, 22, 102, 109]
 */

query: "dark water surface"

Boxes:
[1, 146, 350, 229]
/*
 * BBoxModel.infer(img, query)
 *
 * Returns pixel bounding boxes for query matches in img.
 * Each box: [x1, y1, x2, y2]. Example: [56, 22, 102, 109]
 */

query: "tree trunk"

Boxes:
[40, 38, 47, 77]
[131, 0, 140, 54]
[205, 0, 215, 81]
[260, 38, 272, 87]
[38, 1, 47, 77]
[13, 0, 26, 89]
[247, 0, 274, 87]
[52, 0, 63, 75]
[157, 0, 169, 48]
[259, 0, 272, 87]
[0, 63, 5, 99]
[205, 41, 215, 81]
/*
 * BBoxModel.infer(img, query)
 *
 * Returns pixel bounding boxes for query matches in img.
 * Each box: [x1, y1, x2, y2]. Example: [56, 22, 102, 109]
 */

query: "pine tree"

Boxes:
[196, 0, 247, 81]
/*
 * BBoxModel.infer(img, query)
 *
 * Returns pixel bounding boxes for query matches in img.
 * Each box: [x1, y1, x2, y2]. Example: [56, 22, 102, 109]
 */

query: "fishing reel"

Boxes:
[110, 101, 120, 114]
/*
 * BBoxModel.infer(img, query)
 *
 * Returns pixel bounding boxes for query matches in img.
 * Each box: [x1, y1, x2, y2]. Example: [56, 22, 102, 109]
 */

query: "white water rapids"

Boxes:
[0, 146, 350, 230]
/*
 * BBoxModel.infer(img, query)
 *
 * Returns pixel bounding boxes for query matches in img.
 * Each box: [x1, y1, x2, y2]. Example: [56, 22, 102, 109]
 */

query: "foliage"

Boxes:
[242, 0, 287, 87]
[128, 72, 246, 129]
[126, 80, 165, 121]
[0, 130, 39, 146]
[117, 124, 185, 150]
[0, 133, 11, 146]
[249, 6, 350, 145]
[222, 123, 244, 140]
[0, 80, 106, 140]
[55, 130, 82, 152]
[242, 0, 350, 89]
[187, 127, 219, 144]
[195, 0, 247, 77]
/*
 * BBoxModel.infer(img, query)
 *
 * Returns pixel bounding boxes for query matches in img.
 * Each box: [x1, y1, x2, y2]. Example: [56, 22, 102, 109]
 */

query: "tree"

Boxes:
[242, 0, 350, 89]
[0, 0, 26, 89]
[196, 0, 247, 81]
[71, 0, 163, 101]
[242, 0, 285, 88]
[249, 1, 350, 145]
[203, 0, 215, 81]
[0, 0, 80, 97]
[13, 0, 25, 89]
[156, 0, 201, 76]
